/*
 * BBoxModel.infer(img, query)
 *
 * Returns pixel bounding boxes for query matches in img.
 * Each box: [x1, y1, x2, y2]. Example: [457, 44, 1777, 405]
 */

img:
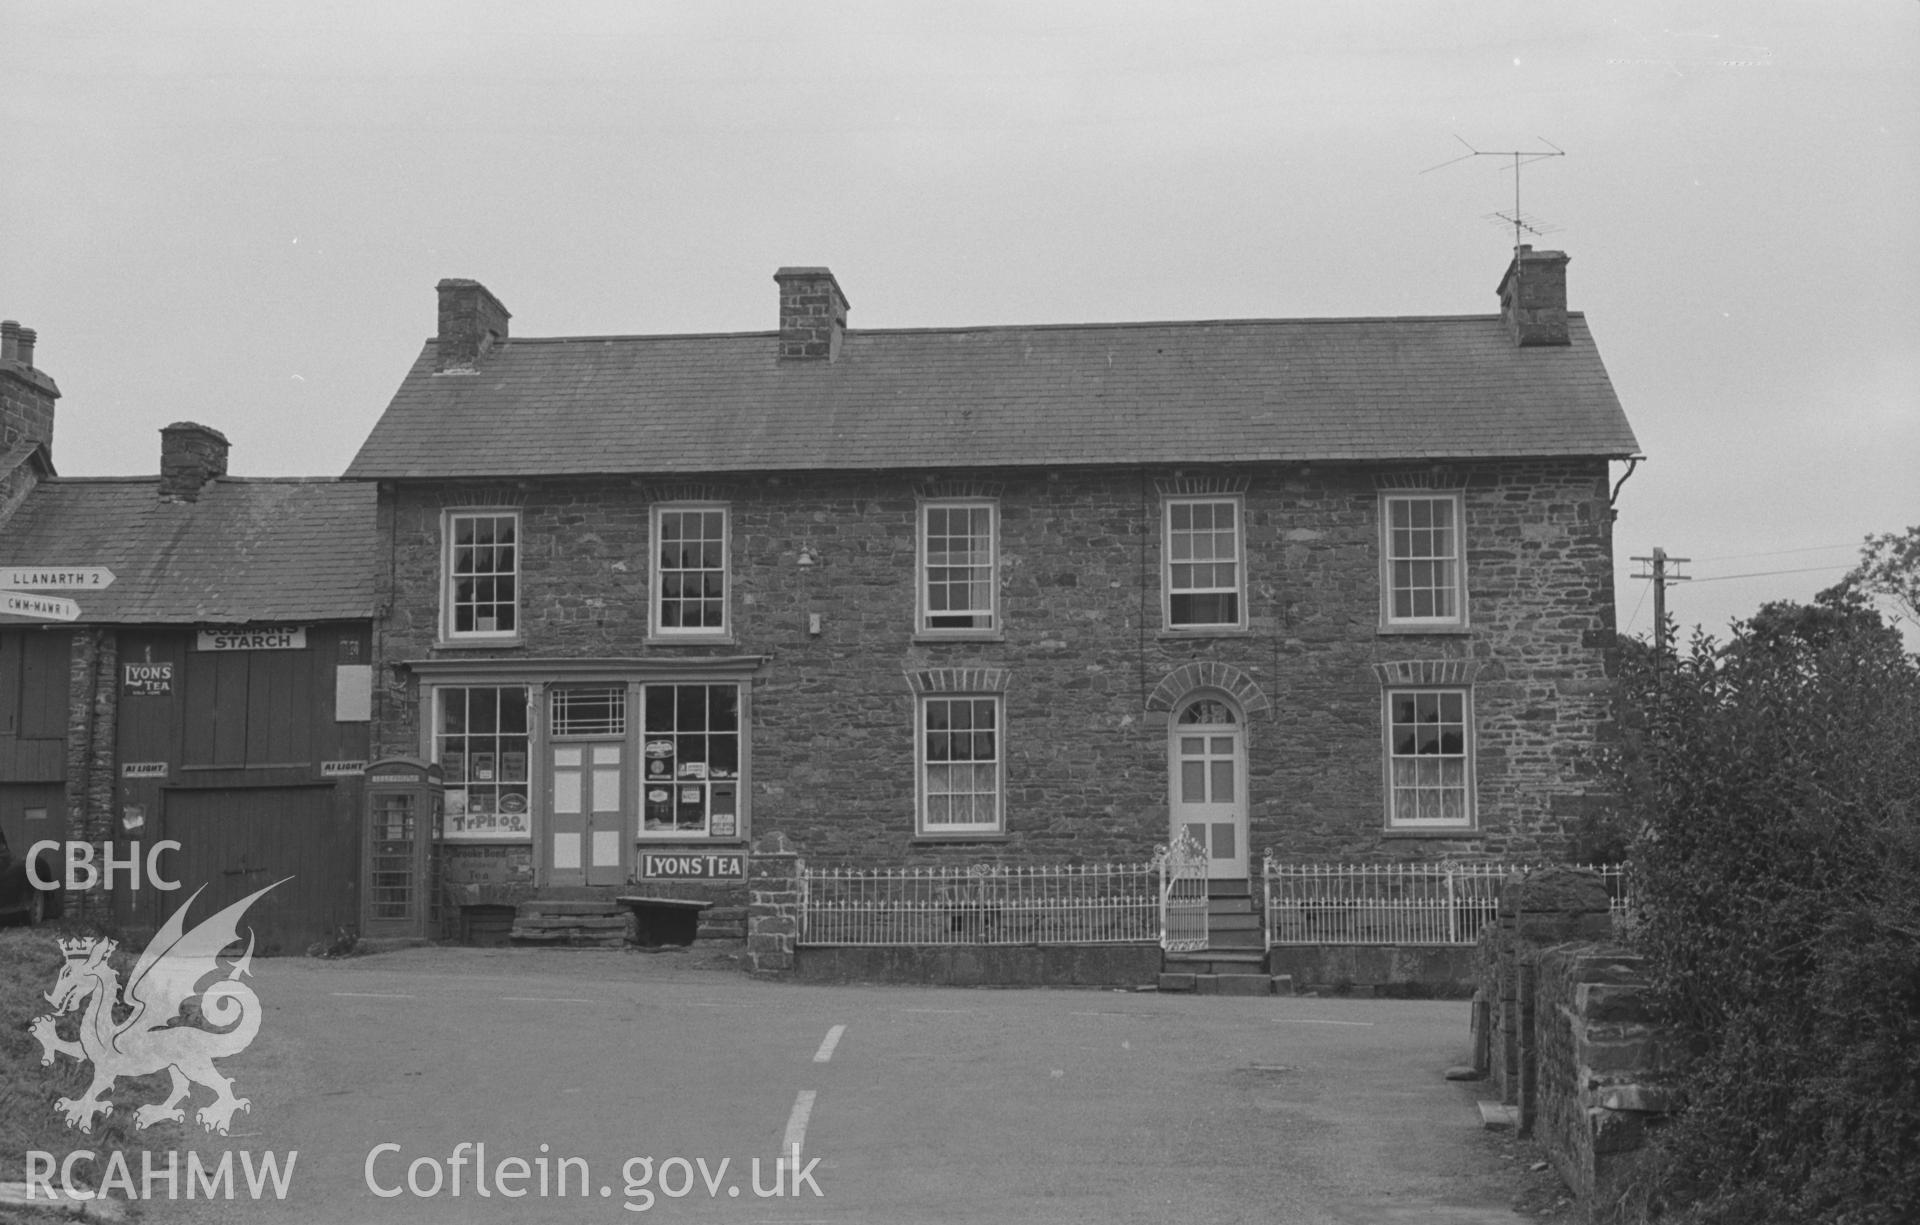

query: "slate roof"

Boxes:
[345, 313, 1639, 480]
[0, 478, 376, 624]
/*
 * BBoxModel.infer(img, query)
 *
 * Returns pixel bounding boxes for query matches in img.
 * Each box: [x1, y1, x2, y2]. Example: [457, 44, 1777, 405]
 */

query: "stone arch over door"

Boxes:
[1147, 662, 1271, 718]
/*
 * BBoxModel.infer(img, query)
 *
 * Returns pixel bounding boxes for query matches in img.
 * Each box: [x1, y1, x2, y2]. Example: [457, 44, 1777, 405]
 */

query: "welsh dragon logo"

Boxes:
[30, 880, 283, 1136]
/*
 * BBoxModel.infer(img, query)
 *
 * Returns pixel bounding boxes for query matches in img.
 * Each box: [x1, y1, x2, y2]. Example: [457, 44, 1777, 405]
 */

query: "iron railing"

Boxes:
[1158, 832, 1210, 954]
[798, 860, 1160, 947]
[1262, 857, 1630, 948]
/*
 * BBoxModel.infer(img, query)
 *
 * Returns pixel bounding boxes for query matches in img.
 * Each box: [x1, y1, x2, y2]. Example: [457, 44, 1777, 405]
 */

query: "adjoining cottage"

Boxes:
[0, 327, 375, 951]
[344, 249, 1640, 944]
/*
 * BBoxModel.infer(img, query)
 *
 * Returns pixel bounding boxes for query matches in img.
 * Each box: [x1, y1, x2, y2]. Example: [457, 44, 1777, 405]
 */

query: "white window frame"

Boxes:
[916, 694, 1004, 836]
[639, 680, 745, 841]
[651, 503, 731, 638]
[917, 499, 999, 636]
[442, 510, 521, 641]
[1380, 492, 1468, 630]
[1382, 686, 1475, 830]
[1162, 495, 1248, 632]
[432, 683, 533, 841]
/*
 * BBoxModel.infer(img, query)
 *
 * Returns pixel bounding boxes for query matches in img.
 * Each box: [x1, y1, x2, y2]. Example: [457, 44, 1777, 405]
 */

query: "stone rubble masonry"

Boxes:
[1476, 868, 1673, 1224]
[434, 279, 511, 373]
[374, 459, 1619, 872]
[0, 318, 60, 517]
[158, 422, 230, 503]
[63, 628, 121, 923]
[745, 832, 802, 976]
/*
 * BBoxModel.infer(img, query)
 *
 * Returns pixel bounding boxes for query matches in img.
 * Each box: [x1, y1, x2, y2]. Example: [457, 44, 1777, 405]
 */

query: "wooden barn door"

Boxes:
[156, 785, 359, 954]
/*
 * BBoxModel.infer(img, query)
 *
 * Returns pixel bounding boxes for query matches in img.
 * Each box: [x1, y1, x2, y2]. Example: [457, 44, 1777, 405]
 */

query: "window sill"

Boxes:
[433, 637, 527, 652]
[636, 834, 746, 844]
[442, 836, 534, 846]
[912, 831, 1011, 843]
[1381, 827, 1481, 839]
[1376, 623, 1471, 637]
[1156, 627, 1250, 641]
[912, 632, 1006, 645]
[646, 634, 737, 648]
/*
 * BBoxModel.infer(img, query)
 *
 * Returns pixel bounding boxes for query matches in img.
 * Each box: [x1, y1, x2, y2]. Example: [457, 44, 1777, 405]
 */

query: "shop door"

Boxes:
[549, 741, 627, 887]
[1168, 699, 1248, 879]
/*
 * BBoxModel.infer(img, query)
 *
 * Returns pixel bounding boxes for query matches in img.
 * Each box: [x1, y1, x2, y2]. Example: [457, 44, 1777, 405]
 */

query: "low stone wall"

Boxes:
[1265, 944, 1477, 996]
[795, 943, 1161, 987]
[1474, 868, 1675, 1224]
[1533, 945, 1674, 1221]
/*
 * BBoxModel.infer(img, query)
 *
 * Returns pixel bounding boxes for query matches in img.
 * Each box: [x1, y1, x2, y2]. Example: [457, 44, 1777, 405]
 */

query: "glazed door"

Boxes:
[1168, 700, 1248, 879]
[549, 741, 627, 887]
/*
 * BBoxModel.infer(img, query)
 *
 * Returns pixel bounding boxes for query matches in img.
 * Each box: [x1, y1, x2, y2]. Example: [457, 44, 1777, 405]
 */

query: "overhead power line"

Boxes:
[1688, 564, 1851, 585]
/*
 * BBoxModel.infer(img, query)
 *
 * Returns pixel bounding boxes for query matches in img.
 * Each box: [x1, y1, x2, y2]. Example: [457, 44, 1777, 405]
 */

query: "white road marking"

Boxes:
[500, 996, 595, 1003]
[329, 992, 416, 999]
[1272, 1017, 1375, 1027]
[783, 1089, 818, 1156]
[813, 1024, 846, 1063]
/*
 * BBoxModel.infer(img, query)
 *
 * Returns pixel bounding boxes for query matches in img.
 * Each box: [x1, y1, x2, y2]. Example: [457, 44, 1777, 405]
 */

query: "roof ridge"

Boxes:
[473, 312, 1566, 347]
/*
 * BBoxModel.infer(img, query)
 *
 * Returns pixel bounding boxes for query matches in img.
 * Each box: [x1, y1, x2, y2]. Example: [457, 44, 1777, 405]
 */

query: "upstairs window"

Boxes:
[653, 505, 729, 636]
[1385, 688, 1473, 828]
[920, 501, 998, 634]
[1382, 493, 1466, 628]
[1164, 497, 1245, 630]
[445, 511, 519, 639]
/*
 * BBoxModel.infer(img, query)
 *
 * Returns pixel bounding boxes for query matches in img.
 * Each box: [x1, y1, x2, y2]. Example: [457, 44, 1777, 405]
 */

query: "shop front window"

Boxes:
[437, 685, 531, 839]
[641, 683, 741, 838]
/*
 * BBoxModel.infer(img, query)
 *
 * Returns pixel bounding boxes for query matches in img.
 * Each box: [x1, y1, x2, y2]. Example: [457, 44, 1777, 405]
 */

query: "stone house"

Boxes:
[343, 248, 1640, 939]
[0, 325, 376, 950]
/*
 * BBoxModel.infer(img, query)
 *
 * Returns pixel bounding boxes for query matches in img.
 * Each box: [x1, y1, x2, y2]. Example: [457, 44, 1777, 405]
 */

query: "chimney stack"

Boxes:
[435, 279, 511, 373]
[774, 267, 849, 361]
[159, 422, 230, 502]
[0, 319, 60, 456]
[1497, 246, 1571, 347]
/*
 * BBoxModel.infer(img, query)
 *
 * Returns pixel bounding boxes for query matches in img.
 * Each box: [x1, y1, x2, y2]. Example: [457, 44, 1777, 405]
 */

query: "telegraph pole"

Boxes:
[1630, 548, 1691, 654]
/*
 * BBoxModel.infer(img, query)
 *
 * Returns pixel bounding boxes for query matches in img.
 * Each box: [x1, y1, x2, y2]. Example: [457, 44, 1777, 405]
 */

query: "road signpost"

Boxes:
[0, 567, 116, 591]
[0, 567, 114, 621]
[1, 591, 82, 621]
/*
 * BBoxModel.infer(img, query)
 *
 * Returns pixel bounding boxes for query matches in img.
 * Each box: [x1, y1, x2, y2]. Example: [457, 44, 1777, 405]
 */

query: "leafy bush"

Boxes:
[1604, 588, 1920, 1224]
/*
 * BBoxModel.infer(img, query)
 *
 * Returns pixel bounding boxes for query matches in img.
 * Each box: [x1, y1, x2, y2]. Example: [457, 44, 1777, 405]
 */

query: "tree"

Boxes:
[1842, 525, 1920, 630]
[1605, 586, 1920, 1225]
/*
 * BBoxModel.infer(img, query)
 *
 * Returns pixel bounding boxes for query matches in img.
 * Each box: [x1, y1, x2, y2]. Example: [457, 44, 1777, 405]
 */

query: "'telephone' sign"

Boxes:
[196, 625, 307, 651]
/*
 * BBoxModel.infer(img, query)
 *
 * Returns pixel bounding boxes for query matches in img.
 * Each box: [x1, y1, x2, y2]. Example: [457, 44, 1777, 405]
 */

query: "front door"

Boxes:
[1169, 699, 1248, 879]
[549, 741, 627, 887]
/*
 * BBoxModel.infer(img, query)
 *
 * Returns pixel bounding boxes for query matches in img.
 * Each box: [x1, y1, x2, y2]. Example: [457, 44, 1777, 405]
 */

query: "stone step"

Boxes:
[1206, 929, 1266, 950]
[1207, 898, 1255, 915]
[510, 929, 627, 947]
[1208, 911, 1261, 929]
[1206, 879, 1252, 898]
[513, 915, 628, 931]
[519, 900, 625, 917]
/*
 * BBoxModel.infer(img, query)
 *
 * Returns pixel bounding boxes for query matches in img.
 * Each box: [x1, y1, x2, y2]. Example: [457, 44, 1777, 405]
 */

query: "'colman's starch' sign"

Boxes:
[196, 625, 307, 651]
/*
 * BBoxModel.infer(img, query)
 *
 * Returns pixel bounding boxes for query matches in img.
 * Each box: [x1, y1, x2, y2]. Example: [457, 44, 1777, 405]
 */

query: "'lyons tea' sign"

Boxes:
[123, 662, 174, 696]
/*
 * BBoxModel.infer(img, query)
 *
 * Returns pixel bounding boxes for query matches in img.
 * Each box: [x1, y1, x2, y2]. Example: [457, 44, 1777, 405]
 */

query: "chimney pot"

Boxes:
[0, 320, 18, 363]
[16, 328, 36, 368]
[159, 421, 231, 502]
[774, 267, 850, 361]
[1497, 247, 1571, 347]
[435, 279, 512, 373]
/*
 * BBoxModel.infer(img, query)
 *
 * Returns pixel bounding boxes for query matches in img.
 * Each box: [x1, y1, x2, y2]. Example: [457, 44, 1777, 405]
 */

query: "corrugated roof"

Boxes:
[344, 313, 1639, 480]
[0, 479, 376, 624]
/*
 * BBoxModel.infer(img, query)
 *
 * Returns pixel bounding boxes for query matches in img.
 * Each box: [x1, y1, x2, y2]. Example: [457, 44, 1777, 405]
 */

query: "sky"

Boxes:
[4, 0, 1916, 645]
